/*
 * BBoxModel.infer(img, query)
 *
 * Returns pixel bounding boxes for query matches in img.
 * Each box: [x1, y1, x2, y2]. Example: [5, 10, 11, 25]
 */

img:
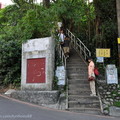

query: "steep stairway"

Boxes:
[66, 49, 102, 115]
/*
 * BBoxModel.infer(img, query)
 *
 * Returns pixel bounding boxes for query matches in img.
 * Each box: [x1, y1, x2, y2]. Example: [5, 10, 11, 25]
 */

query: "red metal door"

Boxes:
[27, 58, 46, 83]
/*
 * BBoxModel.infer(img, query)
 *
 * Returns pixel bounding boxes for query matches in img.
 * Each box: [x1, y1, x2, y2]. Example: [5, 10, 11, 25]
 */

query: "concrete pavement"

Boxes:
[0, 94, 119, 120]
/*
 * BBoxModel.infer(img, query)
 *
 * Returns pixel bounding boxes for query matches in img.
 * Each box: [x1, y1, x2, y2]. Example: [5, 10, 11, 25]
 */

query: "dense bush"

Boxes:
[0, 3, 57, 87]
[0, 38, 21, 86]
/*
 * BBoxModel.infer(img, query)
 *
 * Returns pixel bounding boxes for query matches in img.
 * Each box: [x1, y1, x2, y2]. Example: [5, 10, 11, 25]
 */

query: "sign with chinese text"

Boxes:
[96, 48, 110, 57]
[118, 38, 120, 44]
[56, 66, 65, 85]
[106, 65, 118, 84]
[96, 57, 104, 63]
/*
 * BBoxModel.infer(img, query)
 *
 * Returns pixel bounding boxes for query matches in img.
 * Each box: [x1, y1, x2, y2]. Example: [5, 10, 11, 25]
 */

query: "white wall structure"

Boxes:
[21, 37, 55, 90]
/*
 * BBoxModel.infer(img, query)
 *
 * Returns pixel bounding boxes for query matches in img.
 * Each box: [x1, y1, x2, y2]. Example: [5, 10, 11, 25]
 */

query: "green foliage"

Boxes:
[53, 76, 59, 90]
[18, 8, 54, 40]
[0, 2, 57, 87]
[113, 101, 120, 107]
[93, 0, 118, 65]
[51, 0, 92, 30]
[0, 38, 21, 86]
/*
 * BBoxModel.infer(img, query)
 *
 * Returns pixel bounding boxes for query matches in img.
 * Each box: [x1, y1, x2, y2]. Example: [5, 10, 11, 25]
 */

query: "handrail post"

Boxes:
[84, 47, 86, 60]
[80, 41, 81, 55]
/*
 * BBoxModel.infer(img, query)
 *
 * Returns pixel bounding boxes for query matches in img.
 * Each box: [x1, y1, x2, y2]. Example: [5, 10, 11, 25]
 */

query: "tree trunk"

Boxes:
[43, 0, 50, 8]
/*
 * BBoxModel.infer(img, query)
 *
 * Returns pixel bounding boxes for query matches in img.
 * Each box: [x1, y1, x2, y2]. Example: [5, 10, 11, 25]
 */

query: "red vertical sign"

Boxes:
[27, 58, 46, 83]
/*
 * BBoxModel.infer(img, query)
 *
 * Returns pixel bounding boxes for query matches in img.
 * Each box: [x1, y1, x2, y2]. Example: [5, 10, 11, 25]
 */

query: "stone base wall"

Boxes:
[10, 90, 66, 110]
[97, 79, 120, 115]
[11, 90, 60, 105]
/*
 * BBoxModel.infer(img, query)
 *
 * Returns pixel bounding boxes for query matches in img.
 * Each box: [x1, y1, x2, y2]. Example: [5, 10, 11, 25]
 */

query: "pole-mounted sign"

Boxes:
[96, 48, 110, 58]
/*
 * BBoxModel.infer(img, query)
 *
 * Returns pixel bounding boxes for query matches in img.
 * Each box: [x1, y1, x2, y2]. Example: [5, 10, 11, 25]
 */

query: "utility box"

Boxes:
[106, 65, 118, 84]
[21, 37, 55, 90]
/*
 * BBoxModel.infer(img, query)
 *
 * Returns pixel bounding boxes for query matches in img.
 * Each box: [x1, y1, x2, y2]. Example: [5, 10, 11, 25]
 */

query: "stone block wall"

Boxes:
[11, 90, 60, 105]
[10, 90, 66, 110]
[97, 79, 120, 115]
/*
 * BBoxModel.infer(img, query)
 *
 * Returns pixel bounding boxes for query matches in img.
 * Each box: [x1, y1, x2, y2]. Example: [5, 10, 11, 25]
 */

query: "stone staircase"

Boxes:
[66, 49, 102, 115]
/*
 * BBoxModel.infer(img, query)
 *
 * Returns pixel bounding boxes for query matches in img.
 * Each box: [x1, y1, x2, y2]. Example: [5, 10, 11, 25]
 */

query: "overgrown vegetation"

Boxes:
[0, 0, 118, 87]
[0, 1, 57, 87]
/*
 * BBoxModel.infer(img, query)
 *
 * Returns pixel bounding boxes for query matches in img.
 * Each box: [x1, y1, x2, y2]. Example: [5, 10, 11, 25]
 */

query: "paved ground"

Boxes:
[0, 94, 119, 120]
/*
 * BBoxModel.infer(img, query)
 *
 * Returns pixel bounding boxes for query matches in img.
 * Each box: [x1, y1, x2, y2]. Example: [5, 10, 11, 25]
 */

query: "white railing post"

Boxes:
[80, 41, 81, 55]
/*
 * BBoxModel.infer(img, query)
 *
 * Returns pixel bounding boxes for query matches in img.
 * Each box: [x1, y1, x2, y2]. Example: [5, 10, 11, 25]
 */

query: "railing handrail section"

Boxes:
[59, 45, 67, 68]
[66, 29, 91, 60]
[58, 44, 68, 109]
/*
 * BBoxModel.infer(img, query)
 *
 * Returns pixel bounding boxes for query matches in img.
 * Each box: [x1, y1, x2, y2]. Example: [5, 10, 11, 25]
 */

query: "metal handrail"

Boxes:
[66, 29, 91, 60]
[58, 44, 68, 109]
[59, 45, 67, 68]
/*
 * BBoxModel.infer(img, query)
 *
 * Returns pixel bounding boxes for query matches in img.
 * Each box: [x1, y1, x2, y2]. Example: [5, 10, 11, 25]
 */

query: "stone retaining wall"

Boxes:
[10, 90, 66, 110]
[97, 79, 120, 115]
[11, 90, 60, 105]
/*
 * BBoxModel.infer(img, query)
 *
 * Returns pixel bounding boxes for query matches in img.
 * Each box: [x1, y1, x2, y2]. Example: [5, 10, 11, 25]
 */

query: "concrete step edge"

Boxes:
[68, 101, 100, 104]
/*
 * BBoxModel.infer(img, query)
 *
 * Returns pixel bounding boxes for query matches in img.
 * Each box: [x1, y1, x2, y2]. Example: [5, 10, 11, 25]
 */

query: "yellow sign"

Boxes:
[96, 48, 110, 57]
[118, 38, 120, 44]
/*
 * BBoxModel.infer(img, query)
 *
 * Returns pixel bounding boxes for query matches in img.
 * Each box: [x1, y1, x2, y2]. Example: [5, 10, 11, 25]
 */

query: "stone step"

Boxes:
[68, 79, 88, 84]
[67, 59, 86, 61]
[67, 73, 87, 76]
[67, 65, 87, 68]
[67, 71, 88, 74]
[68, 90, 91, 95]
[67, 68, 87, 72]
[67, 59, 82, 61]
[68, 101, 100, 109]
[67, 63, 86, 65]
[68, 108, 102, 115]
[68, 84, 90, 91]
[68, 87, 90, 91]
[68, 95, 99, 102]
[67, 58, 81, 60]
[67, 61, 84, 63]
[68, 58, 81, 60]
[67, 61, 82, 64]
[69, 84, 90, 89]
[68, 76, 88, 79]
[67, 66, 87, 69]
[67, 70, 88, 74]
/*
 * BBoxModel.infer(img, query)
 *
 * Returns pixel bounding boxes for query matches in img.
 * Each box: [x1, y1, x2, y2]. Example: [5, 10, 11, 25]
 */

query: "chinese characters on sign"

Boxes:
[96, 48, 110, 57]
